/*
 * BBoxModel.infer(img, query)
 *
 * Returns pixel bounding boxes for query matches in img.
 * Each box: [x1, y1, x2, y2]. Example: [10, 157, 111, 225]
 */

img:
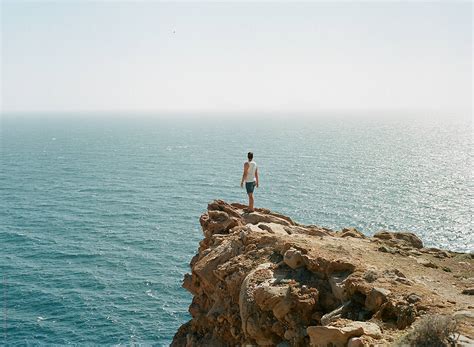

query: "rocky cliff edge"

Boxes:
[172, 200, 473, 346]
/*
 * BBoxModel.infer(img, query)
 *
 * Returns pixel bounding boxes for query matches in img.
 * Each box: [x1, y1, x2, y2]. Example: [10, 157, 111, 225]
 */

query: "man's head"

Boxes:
[247, 152, 253, 161]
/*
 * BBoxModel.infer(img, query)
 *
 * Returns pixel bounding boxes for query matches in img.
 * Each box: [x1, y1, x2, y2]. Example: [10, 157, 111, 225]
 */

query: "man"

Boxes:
[240, 152, 259, 212]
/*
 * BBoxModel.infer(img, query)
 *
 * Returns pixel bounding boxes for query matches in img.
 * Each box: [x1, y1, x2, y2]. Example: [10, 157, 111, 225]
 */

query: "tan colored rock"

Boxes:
[283, 248, 304, 269]
[453, 310, 474, 321]
[172, 200, 474, 346]
[422, 247, 451, 258]
[239, 263, 282, 345]
[307, 325, 356, 347]
[193, 239, 240, 293]
[374, 231, 423, 249]
[329, 272, 349, 301]
[347, 336, 365, 347]
[338, 227, 367, 239]
[200, 210, 241, 237]
[344, 321, 382, 338]
[243, 211, 293, 227]
[416, 257, 438, 268]
[395, 276, 414, 286]
[307, 321, 380, 347]
[365, 287, 391, 312]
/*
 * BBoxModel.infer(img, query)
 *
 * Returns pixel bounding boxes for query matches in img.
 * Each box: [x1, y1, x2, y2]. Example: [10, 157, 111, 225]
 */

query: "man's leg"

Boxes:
[248, 193, 254, 211]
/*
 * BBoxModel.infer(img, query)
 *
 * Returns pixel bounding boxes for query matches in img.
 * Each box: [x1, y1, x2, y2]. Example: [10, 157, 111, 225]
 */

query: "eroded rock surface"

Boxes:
[172, 200, 474, 346]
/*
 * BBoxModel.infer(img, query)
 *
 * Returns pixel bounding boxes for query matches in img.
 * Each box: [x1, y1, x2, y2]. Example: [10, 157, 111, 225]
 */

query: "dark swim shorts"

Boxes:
[245, 181, 256, 194]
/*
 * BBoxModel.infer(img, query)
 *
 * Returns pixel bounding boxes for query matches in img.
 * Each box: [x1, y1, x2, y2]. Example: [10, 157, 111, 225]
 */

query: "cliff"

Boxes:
[172, 200, 473, 346]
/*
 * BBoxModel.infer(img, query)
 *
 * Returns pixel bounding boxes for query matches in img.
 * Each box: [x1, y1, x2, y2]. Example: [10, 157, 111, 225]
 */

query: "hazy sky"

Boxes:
[1, 1, 472, 114]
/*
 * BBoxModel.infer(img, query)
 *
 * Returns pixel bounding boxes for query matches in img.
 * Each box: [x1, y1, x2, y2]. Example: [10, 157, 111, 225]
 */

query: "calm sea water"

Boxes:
[1, 113, 472, 345]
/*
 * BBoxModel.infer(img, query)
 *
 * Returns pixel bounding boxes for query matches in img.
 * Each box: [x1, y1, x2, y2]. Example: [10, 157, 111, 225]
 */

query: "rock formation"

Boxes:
[172, 200, 473, 346]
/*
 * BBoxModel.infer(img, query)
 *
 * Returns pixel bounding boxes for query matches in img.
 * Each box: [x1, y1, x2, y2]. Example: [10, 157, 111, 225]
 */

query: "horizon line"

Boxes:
[1, 107, 472, 116]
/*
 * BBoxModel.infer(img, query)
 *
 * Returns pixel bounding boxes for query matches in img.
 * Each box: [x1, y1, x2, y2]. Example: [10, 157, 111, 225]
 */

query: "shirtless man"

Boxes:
[240, 152, 259, 212]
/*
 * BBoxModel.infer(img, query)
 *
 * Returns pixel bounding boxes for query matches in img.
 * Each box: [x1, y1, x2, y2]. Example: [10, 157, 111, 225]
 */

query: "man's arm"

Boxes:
[240, 162, 249, 187]
[255, 168, 259, 188]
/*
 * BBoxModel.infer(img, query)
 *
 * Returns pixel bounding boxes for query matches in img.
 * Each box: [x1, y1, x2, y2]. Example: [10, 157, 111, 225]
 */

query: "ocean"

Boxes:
[1, 113, 472, 345]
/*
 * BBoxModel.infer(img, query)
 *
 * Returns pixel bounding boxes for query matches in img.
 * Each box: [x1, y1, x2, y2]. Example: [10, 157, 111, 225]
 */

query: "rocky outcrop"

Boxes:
[172, 200, 474, 346]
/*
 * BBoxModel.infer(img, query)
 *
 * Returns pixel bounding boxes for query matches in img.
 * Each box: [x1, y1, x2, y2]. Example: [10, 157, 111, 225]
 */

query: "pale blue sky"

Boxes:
[1, 1, 472, 114]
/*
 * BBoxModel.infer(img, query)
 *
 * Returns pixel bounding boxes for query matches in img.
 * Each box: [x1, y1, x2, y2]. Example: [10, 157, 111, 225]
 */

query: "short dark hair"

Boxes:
[247, 152, 253, 160]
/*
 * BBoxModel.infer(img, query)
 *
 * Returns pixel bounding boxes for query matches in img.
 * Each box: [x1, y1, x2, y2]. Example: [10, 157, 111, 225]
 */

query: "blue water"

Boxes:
[1, 113, 472, 345]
